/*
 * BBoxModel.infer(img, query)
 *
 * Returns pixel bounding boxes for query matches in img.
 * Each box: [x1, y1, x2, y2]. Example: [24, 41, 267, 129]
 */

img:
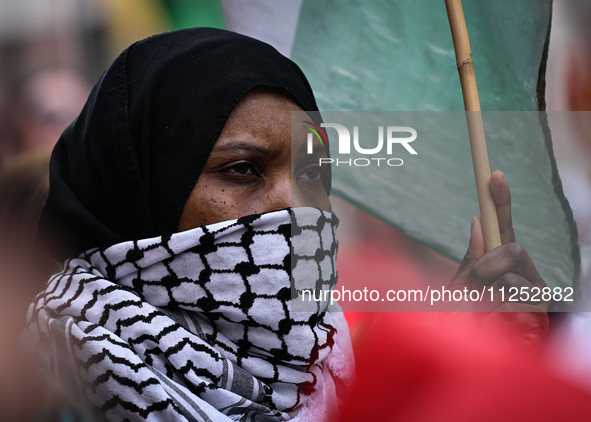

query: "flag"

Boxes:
[222, 0, 579, 304]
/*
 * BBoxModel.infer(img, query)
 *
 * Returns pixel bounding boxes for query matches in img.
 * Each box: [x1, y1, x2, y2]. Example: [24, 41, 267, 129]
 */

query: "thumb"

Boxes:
[449, 216, 486, 287]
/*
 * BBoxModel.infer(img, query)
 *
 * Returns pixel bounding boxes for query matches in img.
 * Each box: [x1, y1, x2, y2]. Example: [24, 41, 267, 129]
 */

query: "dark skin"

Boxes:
[178, 88, 330, 231]
[179, 87, 549, 351]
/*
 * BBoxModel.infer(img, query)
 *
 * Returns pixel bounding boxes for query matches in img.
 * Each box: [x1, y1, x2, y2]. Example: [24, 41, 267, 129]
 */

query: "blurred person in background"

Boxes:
[0, 1, 105, 419]
[548, 0, 591, 251]
[9, 67, 90, 154]
[543, 0, 591, 395]
[0, 147, 57, 287]
[0, 147, 94, 421]
[0, 0, 104, 161]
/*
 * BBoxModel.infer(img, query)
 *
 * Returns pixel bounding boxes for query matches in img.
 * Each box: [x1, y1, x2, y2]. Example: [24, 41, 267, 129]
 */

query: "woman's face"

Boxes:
[178, 88, 331, 231]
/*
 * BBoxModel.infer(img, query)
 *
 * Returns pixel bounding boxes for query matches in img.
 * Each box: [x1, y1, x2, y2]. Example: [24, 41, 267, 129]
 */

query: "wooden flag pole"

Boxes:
[444, 0, 502, 251]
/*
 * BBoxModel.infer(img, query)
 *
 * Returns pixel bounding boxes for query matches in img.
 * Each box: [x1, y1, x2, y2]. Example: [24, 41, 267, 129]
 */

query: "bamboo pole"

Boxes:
[444, 0, 502, 251]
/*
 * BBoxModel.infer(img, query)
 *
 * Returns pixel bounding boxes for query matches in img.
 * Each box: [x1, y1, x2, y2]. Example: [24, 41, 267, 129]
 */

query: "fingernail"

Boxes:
[470, 218, 474, 232]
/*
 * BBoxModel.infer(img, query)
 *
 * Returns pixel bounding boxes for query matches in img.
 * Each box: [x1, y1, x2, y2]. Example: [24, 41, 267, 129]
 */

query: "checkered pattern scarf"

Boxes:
[27, 208, 354, 422]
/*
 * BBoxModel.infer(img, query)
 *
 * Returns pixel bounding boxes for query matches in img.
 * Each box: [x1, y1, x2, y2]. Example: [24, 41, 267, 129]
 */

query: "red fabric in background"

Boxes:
[336, 312, 591, 422]
[335, 236, 456, 313]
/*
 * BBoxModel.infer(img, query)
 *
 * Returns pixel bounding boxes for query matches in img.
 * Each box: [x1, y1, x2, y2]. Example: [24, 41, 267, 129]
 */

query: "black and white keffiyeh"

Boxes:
[27, 208, 354, 422]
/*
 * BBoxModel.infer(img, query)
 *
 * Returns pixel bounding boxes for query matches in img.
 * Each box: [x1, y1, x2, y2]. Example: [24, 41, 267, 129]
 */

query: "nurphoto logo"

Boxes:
[303, 121, 417, 167]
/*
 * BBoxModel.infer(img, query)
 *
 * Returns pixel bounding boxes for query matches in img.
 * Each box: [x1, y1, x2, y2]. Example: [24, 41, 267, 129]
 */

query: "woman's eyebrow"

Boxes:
[213, 141, 280, 156]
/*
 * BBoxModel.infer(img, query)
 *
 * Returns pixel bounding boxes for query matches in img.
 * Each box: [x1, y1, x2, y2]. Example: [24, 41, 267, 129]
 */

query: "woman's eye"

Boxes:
[300, 166, 322, 181]
[227, 162, 254, 175]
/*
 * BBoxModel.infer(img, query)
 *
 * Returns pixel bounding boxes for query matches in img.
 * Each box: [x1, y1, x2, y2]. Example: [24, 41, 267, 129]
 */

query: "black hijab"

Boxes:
[40, 28, 325, 261]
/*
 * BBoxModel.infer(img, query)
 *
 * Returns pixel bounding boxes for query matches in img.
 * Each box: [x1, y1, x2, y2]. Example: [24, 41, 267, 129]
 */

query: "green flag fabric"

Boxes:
[159, 0, 226, 30]
[222, 0, 580, 308]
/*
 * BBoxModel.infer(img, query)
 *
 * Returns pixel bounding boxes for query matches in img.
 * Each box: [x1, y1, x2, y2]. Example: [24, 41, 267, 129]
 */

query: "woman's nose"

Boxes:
[267, 174, 304, 210]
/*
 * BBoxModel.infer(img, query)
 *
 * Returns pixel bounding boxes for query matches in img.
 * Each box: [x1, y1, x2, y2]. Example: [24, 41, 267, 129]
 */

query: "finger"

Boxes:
[471, 242, 546, 288]
[449, 216, 486, 287]
[488, 272, 551, 309]
[490, 170, 515, 244]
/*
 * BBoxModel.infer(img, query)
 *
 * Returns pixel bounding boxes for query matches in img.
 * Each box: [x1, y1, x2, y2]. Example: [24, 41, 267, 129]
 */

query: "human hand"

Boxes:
[443, 170, 550, 351]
